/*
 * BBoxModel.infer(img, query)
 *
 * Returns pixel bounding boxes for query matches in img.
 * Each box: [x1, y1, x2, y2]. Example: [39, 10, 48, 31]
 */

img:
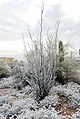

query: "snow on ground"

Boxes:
[0, 77, 80, 119]
[52, 82, 80, 107]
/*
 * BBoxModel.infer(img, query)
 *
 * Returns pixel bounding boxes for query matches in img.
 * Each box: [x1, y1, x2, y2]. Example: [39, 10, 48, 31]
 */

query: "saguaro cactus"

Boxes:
[59, 41, 64, 63]
[56, 41, 65, 84]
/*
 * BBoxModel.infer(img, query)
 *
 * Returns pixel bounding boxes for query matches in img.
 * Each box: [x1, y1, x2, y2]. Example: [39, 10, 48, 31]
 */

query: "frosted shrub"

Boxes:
[9, 60, 29, 88]
[21, 10, 60, 100]
[56, 41, 76, 84]
[20, 1, 61, 100]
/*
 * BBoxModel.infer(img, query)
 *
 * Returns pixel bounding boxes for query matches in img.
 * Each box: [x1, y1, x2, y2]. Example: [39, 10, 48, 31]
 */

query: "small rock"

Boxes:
[11, 114, 17, 119]
[6, 113, 13, 119]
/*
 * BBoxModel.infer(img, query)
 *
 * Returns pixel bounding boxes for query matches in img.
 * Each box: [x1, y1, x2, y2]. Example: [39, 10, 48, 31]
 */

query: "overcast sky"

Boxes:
[0, 0, 80, 59]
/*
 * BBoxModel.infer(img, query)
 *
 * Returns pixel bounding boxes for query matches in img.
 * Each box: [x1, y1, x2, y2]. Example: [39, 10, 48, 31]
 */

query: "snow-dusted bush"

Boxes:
[56, 59, 76, 84]
[56, 41, 77, 84]
[23, 39, 56, 100]
[21, 4, 60, 100]
[9, 60, 29, 89]
[62, 60, 76, 82]
[9, 60, 25, 79]
[21, 3, 76, 100]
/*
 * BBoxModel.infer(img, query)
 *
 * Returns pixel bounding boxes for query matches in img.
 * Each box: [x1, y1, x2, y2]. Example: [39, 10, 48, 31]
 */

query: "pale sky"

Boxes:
[0, 0, 80, 59]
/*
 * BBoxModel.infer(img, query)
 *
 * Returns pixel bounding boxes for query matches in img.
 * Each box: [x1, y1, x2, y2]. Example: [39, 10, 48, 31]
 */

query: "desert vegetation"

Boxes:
[0, 2, 80, 119]
[0, 61, 10, 79]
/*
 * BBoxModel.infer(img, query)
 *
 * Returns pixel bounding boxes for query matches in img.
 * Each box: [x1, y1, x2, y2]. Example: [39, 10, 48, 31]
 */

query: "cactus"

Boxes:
[56, 41, 65, 84]
[59, 41, 64, 63]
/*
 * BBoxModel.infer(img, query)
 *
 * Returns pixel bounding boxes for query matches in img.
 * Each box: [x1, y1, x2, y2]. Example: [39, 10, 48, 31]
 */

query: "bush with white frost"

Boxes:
[20, 3, 61, 101]
[9, 60, 29, 89]
[21, 4, 77, 100]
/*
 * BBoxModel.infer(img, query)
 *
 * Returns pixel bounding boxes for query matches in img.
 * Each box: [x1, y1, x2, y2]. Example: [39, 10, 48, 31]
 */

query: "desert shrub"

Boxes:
[56, 41, 76, 84]
[9, 60, 24, 78]
[0, 67, 8, 79]
[9, 60, 30, 88]
[61, 59, 76, 82]
[56, 60, 76, 84]
[22, 35, 56, 100]
[0, 61, 9, 79]
[21, 8, 60, 100]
